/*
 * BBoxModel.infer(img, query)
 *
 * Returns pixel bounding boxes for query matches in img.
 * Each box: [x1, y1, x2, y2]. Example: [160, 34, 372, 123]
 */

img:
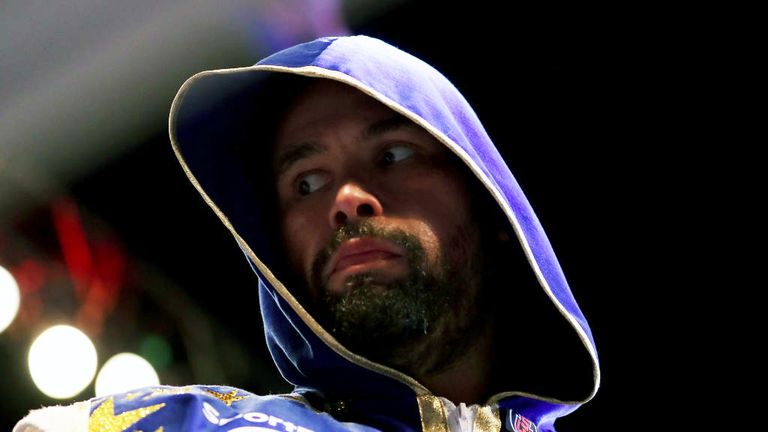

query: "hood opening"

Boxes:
[172, 68, 596, 404]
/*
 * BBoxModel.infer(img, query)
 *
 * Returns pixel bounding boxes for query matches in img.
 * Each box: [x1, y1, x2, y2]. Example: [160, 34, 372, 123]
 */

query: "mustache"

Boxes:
[310, 219, 424, 292]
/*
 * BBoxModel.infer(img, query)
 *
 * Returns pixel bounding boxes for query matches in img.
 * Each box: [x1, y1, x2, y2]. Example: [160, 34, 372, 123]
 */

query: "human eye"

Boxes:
[296, 171, 329, 196]
[380, 145, 415, 166]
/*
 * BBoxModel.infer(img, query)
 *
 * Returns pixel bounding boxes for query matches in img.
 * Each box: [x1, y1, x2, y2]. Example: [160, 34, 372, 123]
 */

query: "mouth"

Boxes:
[324, 237, 405, 290]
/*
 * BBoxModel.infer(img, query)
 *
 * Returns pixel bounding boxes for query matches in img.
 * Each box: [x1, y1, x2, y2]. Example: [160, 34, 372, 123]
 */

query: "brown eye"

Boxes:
[296, 172, 328, 196]
[380, 145, 414, 166]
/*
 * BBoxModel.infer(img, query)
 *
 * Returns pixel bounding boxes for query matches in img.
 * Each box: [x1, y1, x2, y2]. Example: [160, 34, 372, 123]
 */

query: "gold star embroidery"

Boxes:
[133, 427, 163, 432]
[205, 389, 248, 406]
[89, 397, 165, 432]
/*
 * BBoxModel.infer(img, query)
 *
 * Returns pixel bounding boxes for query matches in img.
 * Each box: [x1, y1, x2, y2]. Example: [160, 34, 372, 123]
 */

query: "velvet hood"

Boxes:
[168, 35, 600, 431]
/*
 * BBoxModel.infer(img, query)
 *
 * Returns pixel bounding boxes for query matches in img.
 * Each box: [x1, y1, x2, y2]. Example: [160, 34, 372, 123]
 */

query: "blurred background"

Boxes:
[0, 1, 682, 430]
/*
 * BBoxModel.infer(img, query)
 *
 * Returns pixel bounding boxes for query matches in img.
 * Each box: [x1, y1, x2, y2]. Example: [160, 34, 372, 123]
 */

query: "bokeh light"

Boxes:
[95, 352, 159, 397]
[139, 334, 172, 370]
[0, 265, 21, 334]
[28, 325, 98, 399]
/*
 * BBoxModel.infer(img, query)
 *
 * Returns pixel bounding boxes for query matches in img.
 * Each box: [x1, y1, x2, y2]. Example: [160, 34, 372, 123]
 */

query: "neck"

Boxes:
[417, 325, 495, 405]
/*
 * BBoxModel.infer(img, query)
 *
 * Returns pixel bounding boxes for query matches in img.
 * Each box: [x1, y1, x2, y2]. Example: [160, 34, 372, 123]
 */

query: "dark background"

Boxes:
[1, 1, 704, 430]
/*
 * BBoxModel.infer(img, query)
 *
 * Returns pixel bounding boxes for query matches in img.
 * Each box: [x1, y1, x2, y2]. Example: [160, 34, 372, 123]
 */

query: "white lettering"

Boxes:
[202, 402, 220, 424]
[201, 401, 244, 426]
[202, 406, 314, 432]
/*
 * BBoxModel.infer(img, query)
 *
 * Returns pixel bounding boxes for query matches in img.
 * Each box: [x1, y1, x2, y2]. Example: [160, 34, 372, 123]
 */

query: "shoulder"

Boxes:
[13, 385, 289, 432]
[15, 385, 375, 432]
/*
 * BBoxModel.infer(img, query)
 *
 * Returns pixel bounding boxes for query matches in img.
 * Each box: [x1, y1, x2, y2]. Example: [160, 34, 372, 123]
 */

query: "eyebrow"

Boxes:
[361, 114, 419, 140]
[274, 142, 325, 176]
[274, 114, 420, 177]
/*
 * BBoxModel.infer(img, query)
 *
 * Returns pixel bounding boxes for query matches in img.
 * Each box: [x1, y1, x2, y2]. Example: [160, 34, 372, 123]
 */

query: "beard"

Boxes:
[309, 219, 487, 377]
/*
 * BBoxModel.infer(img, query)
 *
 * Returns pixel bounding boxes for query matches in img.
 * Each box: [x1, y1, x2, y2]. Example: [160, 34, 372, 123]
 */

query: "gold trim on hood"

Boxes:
[473, 404, 501, 432]
[416, 395, 448, 432]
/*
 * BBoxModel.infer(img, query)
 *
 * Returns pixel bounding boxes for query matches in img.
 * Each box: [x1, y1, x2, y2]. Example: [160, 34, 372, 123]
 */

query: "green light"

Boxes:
[139, 334, 172, 370]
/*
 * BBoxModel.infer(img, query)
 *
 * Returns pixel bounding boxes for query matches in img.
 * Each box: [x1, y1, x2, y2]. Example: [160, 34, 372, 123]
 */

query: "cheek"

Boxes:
[444, 222, 481, 267]
[281, 210, 317, 276]
[427, 183, 479, 262]
[403, 208, 475, 269]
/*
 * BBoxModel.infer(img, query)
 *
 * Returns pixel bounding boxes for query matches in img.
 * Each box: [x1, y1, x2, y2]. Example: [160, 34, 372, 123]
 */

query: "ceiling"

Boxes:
[0, 0, 404, 223]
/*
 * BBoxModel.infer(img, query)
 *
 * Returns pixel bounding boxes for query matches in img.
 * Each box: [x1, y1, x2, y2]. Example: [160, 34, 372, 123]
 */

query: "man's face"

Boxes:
[273, 79, 486, 373]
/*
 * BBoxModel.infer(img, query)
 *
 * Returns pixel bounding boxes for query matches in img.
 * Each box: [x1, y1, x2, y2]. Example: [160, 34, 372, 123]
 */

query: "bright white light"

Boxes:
[28, 325, 97, 399]
[0, 265, 21, 334]
[95, 352, 159, 397]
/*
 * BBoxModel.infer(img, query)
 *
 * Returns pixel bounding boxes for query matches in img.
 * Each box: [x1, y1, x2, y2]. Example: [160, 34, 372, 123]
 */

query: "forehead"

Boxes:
[275, 80, 397, 147]
[286, 79, 391, 116]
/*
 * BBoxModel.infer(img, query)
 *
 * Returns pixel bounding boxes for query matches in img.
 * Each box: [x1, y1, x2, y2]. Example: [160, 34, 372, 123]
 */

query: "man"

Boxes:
[15, 35, 599, 432]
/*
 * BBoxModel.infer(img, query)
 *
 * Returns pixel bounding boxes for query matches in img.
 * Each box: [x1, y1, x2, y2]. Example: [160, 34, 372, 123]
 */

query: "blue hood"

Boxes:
[169, 35, 599, 429]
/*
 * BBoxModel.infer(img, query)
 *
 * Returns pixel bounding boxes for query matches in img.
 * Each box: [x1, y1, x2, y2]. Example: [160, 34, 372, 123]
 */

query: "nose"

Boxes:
[329, 182, 383, 228]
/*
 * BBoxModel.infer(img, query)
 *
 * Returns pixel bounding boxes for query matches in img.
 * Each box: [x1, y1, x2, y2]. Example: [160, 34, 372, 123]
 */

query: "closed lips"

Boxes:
[325, 237, 403, 281]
